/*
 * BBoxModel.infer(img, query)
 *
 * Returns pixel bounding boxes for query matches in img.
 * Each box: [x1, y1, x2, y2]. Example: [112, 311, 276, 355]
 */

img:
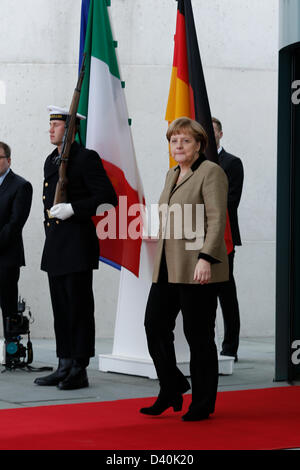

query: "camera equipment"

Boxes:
[3, 298, 52, 373]
[4, 298, 33, 370]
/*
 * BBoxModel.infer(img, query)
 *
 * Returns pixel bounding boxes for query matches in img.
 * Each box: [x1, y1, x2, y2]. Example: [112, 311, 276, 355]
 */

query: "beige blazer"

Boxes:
[152, 158, 229, 284]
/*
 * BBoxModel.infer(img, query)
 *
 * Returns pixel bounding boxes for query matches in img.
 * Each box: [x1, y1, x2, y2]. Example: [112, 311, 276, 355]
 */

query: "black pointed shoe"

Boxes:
[140, 392, 183, 416]
[34, 358, 72, 386]
[57, 362, 89, 390]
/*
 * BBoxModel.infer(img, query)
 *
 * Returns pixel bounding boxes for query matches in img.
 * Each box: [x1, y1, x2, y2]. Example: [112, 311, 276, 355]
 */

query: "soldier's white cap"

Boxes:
[47, 105, 86, 121]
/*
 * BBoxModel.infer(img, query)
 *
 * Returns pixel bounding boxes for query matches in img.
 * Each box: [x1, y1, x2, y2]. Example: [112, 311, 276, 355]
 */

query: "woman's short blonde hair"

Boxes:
[166, 117, 208, 152]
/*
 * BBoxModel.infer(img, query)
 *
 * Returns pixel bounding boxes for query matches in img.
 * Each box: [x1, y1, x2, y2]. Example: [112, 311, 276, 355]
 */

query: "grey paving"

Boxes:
[0, 336, 297, 410]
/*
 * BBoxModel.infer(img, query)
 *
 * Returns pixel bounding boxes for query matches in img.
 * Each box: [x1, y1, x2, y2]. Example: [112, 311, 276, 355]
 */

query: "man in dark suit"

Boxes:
[212, 118, 244, 361]
[0, 141, 32, 339]
[34, 106, 117, 390]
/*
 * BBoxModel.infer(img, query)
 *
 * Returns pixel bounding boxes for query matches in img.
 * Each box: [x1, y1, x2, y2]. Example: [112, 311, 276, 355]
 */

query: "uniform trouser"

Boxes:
[48, 270, 95, 363]
[217, 250, 240, 355]
[0, 267, 20, 339]
[145, 280, 219, 414]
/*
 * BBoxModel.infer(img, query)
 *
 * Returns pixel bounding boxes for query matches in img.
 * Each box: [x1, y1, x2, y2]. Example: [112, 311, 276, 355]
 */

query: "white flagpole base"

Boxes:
[99, 353, 233, 378]
[98, 238, 234, 378]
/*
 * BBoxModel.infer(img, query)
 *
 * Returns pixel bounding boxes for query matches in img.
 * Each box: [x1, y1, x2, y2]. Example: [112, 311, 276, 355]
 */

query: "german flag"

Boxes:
[165, 0, 233, 254]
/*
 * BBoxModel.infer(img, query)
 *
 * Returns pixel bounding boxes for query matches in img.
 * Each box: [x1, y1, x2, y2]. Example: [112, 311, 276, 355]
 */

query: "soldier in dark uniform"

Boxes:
[0, 142, 32, 339]
[34, 106, 117, 390]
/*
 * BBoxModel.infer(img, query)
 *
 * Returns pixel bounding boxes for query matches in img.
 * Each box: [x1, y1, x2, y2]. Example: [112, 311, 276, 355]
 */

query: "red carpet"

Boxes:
[0, 386, 299, 450]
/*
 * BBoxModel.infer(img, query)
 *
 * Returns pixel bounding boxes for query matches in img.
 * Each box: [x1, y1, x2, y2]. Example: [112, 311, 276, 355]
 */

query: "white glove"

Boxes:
[50, 203, 74, 220]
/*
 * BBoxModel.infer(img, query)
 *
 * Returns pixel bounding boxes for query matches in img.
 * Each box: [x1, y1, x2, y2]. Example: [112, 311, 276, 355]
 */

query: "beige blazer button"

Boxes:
[45, 182, 48, 187]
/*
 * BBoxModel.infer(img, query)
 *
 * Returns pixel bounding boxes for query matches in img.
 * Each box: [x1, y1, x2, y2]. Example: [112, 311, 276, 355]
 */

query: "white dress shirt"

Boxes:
[0, 167, 10, 186]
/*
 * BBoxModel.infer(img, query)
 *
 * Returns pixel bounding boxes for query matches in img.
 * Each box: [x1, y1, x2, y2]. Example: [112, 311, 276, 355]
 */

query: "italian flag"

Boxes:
[165, 0, 233, 254]
[78, 0, 145, 277]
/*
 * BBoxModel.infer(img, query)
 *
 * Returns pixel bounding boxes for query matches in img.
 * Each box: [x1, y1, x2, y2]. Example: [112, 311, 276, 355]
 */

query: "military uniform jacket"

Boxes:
[41, 142, 117, 276]
[0, 170, 32, 268]
[152, 156, 229, 284]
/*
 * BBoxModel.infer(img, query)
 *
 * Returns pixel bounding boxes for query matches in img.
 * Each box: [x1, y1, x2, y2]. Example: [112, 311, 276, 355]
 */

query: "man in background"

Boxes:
[212, 118, 244, 361]
[0, 141, 32, 339]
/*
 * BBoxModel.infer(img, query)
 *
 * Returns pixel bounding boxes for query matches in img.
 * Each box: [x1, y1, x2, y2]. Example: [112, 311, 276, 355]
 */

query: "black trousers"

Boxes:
[217, 250, 240, 355]
[48, 270, 95, 362]
[145, 280, 219, 414]
[0, 267, 20, 339]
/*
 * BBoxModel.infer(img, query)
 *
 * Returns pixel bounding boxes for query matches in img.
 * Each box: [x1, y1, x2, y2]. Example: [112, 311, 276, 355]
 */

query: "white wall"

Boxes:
[0, 0, 279, 338]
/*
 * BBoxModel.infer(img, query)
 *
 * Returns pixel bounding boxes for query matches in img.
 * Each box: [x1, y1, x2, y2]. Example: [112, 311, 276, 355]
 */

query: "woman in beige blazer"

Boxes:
[140, 117, 229, 421]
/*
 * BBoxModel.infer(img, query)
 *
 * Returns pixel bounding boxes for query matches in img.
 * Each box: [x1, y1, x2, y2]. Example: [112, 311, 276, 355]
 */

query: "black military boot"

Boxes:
[57, 358, 89, 390]
[34, 358, 73, 386]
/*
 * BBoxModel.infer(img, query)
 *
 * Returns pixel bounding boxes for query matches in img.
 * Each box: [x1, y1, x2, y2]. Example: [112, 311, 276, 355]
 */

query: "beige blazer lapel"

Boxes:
[170, 167, 194, 197]
[164, 166, 180, 202]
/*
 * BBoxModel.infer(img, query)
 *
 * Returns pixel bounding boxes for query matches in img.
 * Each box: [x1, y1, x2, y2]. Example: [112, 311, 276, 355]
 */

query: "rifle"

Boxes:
[53, 53, 86, 205]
